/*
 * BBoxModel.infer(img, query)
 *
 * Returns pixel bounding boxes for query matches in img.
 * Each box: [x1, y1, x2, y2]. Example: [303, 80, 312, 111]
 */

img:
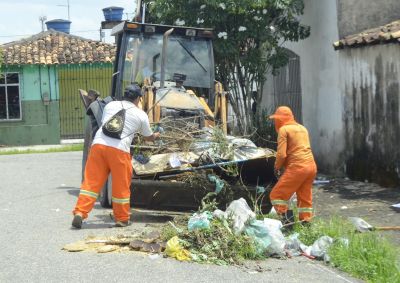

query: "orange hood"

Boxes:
[269, 106, 296, 132]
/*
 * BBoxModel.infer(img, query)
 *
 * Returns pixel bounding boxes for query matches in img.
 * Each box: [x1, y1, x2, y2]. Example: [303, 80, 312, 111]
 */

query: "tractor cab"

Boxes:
[111, 23, 215, 103]
[105, 21, 228, 133]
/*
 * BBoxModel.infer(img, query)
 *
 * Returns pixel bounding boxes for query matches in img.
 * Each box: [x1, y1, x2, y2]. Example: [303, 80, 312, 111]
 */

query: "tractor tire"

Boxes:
[82, 118, 92, 181]
[99, 176, 112, 208]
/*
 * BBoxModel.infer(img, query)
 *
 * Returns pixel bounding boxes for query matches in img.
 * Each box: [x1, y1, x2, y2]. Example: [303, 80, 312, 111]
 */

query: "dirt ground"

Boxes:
[313, 177, 400, 246]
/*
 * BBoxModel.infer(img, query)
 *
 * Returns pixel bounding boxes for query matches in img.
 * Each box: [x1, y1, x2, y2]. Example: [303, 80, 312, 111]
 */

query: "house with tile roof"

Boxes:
[261, 0, 400, 186]
[0, 30, 116, 145]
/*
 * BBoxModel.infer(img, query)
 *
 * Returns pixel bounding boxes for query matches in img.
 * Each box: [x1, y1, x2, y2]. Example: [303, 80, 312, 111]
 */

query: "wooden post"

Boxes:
[220, 92, 227, 134]
[146, 87, 154, 123]
[154, 104, 161, 123]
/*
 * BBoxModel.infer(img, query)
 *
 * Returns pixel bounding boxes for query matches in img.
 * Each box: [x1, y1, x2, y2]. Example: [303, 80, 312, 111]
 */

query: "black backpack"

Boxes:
[102, 102, 135, 139]
[102, 108, 126, 139]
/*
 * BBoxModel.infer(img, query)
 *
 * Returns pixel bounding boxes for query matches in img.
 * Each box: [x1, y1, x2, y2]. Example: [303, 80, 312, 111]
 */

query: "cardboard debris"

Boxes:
[97, 245, 119, 253]
[63, 231, 165, 254]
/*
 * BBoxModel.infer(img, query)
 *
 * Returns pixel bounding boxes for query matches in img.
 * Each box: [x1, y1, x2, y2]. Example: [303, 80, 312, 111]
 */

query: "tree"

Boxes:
[144, 0, 310, 134]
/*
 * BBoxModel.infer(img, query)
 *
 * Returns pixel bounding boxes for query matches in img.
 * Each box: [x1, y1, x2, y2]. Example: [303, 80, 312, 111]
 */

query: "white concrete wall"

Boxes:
[263, 0, 344, 173]
[339, 44, 400, 184]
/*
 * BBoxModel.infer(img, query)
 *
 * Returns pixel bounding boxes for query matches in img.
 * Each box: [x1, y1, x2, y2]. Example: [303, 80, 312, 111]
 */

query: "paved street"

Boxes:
[0, 152, 361, 283]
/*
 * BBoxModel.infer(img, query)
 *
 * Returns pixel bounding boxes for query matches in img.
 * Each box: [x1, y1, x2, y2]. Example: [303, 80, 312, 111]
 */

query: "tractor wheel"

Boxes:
[82, 118, 92, 181]
[99, 176, 112, 208]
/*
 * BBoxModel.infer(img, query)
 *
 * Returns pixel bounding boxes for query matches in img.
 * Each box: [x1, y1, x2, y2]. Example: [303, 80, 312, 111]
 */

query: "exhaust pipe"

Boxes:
[160, 28, 174, 88]
[133, 0, 142, 22]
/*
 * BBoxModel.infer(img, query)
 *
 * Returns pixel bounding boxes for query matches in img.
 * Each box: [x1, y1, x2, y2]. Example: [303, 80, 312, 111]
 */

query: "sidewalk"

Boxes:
[0, 139, 83, 152]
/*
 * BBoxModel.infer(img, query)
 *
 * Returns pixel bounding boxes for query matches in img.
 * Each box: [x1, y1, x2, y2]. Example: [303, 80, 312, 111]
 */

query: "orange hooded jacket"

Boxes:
[269, 106, 315, 170]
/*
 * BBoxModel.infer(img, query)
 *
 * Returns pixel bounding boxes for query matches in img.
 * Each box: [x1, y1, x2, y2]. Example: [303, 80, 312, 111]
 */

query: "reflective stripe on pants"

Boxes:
[270, 162, 317, 221]
[73, 144, 132, 222]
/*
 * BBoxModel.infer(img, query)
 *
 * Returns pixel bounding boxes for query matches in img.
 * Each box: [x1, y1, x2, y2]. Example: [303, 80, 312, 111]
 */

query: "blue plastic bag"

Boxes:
[207, 174, 224, 194]
[244, 219, 271, 254]
[188, 211, 213, 231]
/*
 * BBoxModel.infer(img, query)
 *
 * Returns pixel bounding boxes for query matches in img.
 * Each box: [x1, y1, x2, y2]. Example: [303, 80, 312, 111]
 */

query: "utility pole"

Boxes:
[39, 16, 47, 32]
[57, 0, 70, 20]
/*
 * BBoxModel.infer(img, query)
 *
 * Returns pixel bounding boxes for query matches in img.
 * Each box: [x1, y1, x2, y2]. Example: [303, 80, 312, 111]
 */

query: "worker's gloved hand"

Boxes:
[153, 125, 165, 134]
[274, 168, 282, 179]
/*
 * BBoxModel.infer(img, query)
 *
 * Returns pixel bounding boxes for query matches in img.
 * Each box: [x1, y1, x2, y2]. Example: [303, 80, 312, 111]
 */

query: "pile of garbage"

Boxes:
[63, 198, 347, 265]
[131, 119, 275, 179]
[162, 198, 341, 264]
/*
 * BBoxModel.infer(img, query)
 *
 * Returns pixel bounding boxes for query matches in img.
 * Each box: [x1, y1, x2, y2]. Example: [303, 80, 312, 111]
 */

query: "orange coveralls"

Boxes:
[269, 106, 317, 222]
[73, 144, 132, 222]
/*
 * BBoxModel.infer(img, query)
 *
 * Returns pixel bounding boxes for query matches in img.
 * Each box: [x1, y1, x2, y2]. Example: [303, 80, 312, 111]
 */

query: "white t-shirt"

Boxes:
[92, 100, 153, 153]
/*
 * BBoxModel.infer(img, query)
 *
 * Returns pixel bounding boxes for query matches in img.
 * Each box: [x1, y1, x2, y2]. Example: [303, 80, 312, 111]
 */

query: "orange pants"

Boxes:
[73, 144, 132, 222]
[270, 162, 317, 221]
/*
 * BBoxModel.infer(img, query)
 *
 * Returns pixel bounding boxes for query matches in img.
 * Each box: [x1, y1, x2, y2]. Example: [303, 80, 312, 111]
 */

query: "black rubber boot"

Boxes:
[115, 221, 131, 227]
[72, 214, 83, 229]
[281, 210, 295, 230]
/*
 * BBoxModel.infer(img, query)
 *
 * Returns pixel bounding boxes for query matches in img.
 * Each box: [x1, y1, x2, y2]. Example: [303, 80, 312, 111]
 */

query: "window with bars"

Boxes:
[0, 72, 21, 120]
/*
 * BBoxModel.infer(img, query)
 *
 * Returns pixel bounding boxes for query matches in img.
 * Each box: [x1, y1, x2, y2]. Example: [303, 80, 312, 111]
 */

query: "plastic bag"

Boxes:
[188, 211, 213, 231]
[244, 220, 271, 254]
[212, 209, 226, 219]
[225, 198, 256, 234]
[285, 233, 303, 256]
[263, 218, 283, 230]
[207, 174, 225, 194]
[310, 236, 333, 258]
[263, 218, 286, 255]
[348, 217, 373, 232]
[165, 236, 191, 261]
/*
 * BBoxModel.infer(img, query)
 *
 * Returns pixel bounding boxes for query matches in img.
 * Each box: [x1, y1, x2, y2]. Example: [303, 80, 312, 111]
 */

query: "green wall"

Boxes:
[0, 100, 60, 145]
[0, 65, 60, 146]
[58, 63, 113, 139]
[0, 63, 113, 145]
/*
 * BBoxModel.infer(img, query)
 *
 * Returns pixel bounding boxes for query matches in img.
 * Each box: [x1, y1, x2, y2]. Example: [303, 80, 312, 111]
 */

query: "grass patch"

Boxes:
[0, 144, 83, 155]
[297, 216, 400, 282]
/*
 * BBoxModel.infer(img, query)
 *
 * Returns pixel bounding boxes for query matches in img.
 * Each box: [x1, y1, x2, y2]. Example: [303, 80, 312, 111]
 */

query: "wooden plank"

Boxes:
[220, 92, 227, 134]
[154, 104, 161, 123]
[146, 88, 154, 123]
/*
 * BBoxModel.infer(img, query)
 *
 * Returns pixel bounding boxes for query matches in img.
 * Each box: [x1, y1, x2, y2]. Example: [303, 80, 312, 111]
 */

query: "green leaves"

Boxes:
[144, 0, 310, 134]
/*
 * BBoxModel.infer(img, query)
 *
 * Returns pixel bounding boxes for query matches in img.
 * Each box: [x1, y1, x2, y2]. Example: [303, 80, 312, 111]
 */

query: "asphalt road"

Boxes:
[0, 152, 362, 283]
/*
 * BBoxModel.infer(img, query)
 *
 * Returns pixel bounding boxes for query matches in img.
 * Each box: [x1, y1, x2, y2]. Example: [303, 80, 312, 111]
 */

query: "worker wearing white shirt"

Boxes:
[72, 84, 160, 228]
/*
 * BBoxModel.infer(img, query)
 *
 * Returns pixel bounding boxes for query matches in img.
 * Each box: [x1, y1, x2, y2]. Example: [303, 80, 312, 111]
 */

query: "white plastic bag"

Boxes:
[310, 236, 333, 258]
[212, 209, 226, 219]
[225, 198, 256, 234]
[263, 218, 285, 255]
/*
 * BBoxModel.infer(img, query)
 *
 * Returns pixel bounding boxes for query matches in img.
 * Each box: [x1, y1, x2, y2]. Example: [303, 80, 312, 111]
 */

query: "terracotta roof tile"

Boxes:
[0, 30, 116, 65]
[334, 19, 400, 50]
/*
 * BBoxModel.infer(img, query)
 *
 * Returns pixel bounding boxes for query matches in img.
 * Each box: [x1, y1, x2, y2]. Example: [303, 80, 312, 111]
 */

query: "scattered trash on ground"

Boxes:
[188, 211, 213, 231]
[391, 203, 400, 212]
[62, 231, 165, 254]
[348, 217, 400, 232]
[165, 236, 191, 261]
[63, 192, 400, 282]
[313, 176, 331, 185]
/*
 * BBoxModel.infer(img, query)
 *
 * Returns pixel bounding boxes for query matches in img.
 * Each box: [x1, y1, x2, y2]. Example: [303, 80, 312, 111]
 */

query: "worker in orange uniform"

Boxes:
[72, 84, 160, 229]
[269, 106, 317, 226]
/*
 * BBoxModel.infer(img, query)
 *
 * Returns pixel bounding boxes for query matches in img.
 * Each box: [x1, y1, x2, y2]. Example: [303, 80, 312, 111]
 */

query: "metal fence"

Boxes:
[58, 63, 113, 139]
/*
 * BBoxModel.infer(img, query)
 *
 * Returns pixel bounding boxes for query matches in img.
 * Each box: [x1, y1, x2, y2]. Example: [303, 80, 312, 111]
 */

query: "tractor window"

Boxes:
[121, 34, 213, 89]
